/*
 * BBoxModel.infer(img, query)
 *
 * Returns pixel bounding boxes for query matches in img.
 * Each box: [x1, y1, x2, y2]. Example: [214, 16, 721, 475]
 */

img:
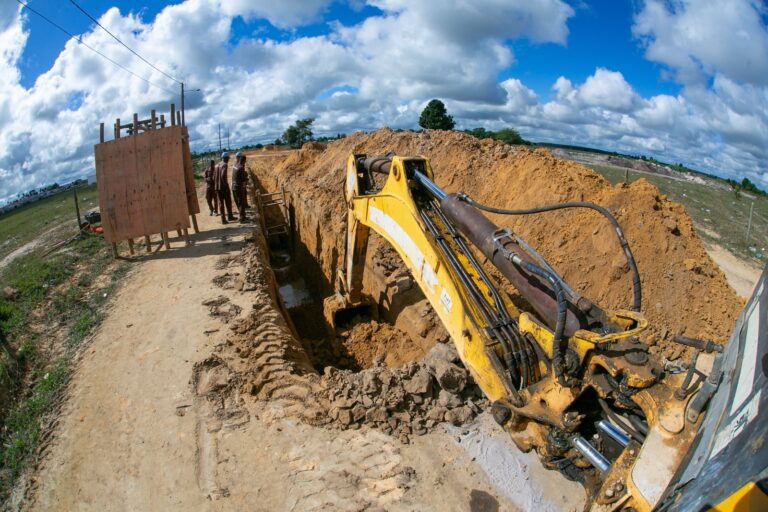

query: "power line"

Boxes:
[68, 0, 182, 85]
[15, 0, 175, 95]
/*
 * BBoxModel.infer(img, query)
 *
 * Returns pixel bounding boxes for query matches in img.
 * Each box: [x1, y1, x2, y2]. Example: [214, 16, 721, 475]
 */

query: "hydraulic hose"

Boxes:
[456, 194, 642, 313]
[506, 251, 572, 386]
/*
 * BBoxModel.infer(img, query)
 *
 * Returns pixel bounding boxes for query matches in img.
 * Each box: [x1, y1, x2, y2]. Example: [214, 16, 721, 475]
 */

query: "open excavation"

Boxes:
[22, 129, 764, 512]
[178, 128, 761, 511]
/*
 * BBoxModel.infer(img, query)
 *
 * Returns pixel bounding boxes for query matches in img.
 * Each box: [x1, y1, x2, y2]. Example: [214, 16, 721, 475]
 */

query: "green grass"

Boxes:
[0, 184, 99, 262]
[0, 215, 129, 500]
[588, 164, 768, 265]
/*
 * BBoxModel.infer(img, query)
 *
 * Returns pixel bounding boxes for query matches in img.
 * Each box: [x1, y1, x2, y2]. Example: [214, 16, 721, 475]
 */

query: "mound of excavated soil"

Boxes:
[255, 129, 743, 360]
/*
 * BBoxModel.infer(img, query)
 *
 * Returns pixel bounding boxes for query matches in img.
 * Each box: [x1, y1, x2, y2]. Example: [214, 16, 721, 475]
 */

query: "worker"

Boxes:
[232, 152, 249, 222]
[214, 152, 235, 224]
[204, 159, 218, 216]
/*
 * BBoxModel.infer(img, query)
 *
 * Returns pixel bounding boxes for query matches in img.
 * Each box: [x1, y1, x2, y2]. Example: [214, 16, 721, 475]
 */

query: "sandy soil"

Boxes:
[704, 243, 763, 298]
[19, 186, 584, 511]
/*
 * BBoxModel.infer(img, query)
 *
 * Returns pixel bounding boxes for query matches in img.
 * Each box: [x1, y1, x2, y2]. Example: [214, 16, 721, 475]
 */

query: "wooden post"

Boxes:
[111, 242, 119, 259]
[73, 187, 82, 231]
[182, 228, 191, 247]
[160, 114, 166, 128]
[170, 104, 176, 126]
[176, 228, 183, 238]
[99, 122, 105, 143]
[150, 109, 157, 130]
[176, 111, 181, 126]
[191, 214, 199, 233]
[115, 118, 121, 139]
[132, 113, 139, 136]
[127, 239, 135, 255]
[163, 232, 171, 250]
[145, 235, 152, 253]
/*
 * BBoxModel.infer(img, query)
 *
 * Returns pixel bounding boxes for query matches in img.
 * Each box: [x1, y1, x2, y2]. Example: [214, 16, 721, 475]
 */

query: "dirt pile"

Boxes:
[312, 342, 488, 443]
[253, 129, 744, 358]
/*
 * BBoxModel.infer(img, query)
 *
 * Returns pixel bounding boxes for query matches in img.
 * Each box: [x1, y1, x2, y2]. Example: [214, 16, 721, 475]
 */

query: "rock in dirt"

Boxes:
[311, 343, 488, 437]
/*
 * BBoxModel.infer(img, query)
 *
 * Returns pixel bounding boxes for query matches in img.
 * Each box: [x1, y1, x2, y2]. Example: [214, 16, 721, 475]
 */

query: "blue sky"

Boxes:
[18, 1, 678, 99]
[0, 0, 766, 204]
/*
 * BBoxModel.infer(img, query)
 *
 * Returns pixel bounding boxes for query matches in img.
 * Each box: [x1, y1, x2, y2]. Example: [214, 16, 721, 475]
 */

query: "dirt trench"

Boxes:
[247, 130, 744, 362]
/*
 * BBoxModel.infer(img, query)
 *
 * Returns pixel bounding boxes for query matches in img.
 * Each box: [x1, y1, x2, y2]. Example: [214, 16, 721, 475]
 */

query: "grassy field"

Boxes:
[0, 185, 128, 501]
[0, 185, 99, 263]
[588, 164, 768, 265]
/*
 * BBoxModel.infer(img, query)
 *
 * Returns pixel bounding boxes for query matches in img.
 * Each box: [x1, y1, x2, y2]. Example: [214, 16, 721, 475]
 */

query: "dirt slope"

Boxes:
[254, 129, 743, 357]
[21, 183, 584, 511]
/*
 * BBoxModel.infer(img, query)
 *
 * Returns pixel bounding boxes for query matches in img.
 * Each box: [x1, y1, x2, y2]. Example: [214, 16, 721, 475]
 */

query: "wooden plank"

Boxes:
[191, 214, 199, 233]
[181, 126, 201, 216]
[127, 238, 135, 255]
[155, 127, 191, 232]
[134, 126, 161, 237]
[94, 125, 191, 243]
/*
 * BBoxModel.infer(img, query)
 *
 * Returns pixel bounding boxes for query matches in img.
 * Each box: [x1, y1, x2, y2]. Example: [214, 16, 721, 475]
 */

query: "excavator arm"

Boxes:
[330, 153, 765, 511]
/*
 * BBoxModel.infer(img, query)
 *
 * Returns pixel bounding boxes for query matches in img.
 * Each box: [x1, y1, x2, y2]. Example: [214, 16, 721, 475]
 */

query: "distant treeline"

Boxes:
[464, 127, 531, 145]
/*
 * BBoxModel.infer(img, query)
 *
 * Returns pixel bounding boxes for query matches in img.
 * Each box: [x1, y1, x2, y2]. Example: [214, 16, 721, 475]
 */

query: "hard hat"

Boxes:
[235, 151, 243, 158]
[221, 151, 230, 159]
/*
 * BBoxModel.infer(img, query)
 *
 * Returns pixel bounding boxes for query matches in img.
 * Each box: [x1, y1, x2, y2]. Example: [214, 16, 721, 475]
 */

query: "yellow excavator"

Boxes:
[329, 153, 768, 511]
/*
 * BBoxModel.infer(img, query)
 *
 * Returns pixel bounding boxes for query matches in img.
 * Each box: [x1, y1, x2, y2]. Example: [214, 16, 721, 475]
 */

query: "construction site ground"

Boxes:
[17, 170, 584, 512]
[9, 131, 763, 511]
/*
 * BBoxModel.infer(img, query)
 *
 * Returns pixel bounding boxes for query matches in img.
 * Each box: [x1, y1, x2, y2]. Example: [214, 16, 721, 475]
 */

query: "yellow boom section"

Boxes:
[342, 154, 514, 402]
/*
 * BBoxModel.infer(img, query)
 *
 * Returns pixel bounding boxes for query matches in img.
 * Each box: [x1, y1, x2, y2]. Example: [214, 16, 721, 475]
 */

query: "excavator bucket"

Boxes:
[322, 294, 377, 334]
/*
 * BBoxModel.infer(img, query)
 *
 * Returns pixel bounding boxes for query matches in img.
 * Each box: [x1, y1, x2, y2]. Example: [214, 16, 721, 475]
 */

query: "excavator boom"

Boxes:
[330, 153, 767, 511]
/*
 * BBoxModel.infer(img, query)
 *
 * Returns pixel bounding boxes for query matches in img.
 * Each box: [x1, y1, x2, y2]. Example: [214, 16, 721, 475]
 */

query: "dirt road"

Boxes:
[21, 187, 584, 511]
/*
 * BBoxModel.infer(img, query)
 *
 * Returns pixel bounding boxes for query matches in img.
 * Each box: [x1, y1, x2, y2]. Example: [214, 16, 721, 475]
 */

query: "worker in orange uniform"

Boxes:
[232, 152, 249, 222]
[214, 152, 235, 224]
[204, 159, 218, 216]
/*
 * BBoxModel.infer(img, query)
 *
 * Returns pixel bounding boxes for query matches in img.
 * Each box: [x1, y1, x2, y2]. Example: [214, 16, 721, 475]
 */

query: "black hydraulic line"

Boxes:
[419, 208, 524, 390]
[510, 254, 572, 386]
[431, 204, 538, 386]
[456, 194, 642, 313]
[429, 205, 529, 387]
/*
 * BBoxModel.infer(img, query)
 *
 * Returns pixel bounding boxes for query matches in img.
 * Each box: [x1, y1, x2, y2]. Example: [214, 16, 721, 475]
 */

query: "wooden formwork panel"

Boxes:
[181, 127, 201, 215]
[95, 126, 191, 243]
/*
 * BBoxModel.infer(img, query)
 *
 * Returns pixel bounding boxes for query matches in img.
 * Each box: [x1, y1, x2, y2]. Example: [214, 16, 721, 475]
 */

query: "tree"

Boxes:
[465, 126, 529, 145]
[419, 99, 455, 130]
[281, 118, 315, 148]
[465, 127, 492, 139]
[493, 128, 526, 145]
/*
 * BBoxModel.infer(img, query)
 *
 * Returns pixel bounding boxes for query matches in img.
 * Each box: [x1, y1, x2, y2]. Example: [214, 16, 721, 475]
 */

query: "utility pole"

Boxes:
[181, 82, 185, 126]
[226, 127, 230, 150]
[746, 201, 755, 245]
[218, 123, 222, 152]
